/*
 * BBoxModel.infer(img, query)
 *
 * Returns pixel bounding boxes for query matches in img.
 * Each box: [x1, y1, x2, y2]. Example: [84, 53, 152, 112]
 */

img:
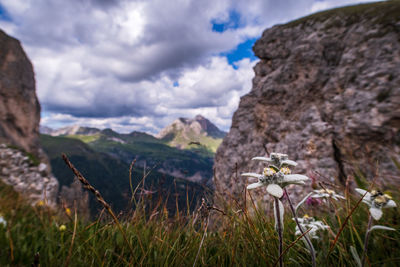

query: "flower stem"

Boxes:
[274, 197, 284, 267]
[361, 215, 373, 267]
[284, 189, 316, 267]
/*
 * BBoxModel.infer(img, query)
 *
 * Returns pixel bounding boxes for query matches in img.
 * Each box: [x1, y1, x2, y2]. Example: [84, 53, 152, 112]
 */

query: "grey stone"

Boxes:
[214, 4, 400, 205]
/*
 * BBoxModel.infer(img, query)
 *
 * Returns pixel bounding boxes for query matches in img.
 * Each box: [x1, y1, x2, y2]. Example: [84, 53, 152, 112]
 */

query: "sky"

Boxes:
[0, 0, 380, 134]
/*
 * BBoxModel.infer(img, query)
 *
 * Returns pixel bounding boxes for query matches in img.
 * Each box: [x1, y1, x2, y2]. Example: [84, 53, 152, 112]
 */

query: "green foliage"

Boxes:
[0, 178, 399, 266]
[67, 133, 101, 143]
[353, 170, 368, 189]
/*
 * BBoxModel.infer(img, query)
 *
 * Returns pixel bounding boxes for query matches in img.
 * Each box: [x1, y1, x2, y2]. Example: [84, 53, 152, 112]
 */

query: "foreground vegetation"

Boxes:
[0, 158, 399, 266]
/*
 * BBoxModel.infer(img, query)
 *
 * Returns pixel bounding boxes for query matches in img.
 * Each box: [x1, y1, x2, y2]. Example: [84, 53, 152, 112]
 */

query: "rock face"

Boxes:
[0, 29, 58, 205]
[0, 144, 58, 207]
[0, 29, 44, 159]
[214, 2, 400, 203]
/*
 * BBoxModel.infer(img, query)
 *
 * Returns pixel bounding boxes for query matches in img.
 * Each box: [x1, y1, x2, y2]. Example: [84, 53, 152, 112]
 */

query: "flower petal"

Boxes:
[281, 159, 298, 166]
[252, 156, 271, 162]
[311, 194, 326, 198]
[247, 182, 264, 190]
[335, 194, 346, 199]
[355, 188, 367, 195]
[355, 188, 371, 200]
[267, 184, 283, 198]
[273, 199, 285, 231]
[241, 172, 262, 179]
[369, 225, 396, 232]
[384, 200, 397, 208]
[283, 174, 309, 184]
[362, 198, 372, 207]
[295, 192, 313, 212]
[369, 207, 383, 220]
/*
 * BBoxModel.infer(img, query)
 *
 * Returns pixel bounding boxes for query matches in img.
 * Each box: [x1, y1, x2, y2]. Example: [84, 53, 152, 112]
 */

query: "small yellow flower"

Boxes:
[303, 214, 310, 219]
[280, 166, 291, 175]
[263, 167, 276, 176]
[59, 225, 67, 232]
[374, 195, 390, 205]
[65, 208, 72, 216]
[384, 192, 393, 199]
[36, 200, 45, 207]
[318, 188, 334, 195]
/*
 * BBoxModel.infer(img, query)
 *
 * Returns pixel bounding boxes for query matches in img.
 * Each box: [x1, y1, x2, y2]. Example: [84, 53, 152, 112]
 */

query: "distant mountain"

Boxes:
[48, 125, 101, 136]
[156, 115, 226, 152]
[40, 134, 206, 216]
[40, 115, 224, 184]
[39, 125, 54, 135]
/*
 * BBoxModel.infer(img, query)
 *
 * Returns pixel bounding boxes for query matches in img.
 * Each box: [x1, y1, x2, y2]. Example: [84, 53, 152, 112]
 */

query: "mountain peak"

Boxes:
[155, 115, 226, 152]
[45, 125, 101, 136]
[194, 114, 205, 121]
[157, 115, 226, 140]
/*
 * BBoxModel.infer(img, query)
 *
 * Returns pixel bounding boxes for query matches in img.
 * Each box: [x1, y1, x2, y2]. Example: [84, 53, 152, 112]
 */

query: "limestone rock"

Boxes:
[0, 144, 58, 207]
[213, 2, 400, 203]
[0, 29, 45, 161]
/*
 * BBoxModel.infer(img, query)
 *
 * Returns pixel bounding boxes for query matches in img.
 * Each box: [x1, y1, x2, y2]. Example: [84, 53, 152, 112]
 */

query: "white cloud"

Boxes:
[0, 0, 383, 134]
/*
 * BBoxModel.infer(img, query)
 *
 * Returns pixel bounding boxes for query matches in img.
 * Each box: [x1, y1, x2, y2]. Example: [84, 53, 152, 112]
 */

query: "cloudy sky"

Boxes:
[0, 0, 378, 134]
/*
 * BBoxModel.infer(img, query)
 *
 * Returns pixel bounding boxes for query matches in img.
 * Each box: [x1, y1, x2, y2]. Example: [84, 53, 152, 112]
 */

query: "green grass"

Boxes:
[284, 1, 400, 28]
[67, 134, 101, 143]
[0, 175, 399, 266]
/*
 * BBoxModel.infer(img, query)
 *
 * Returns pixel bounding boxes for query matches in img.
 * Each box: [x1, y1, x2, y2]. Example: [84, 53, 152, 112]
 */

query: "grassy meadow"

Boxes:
[0, 156, 399, 267]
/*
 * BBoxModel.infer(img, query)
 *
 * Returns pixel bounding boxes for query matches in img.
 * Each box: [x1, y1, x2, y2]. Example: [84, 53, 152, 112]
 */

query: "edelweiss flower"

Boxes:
[310, 188, 345, 201]
[0, 214, 6, 227]
[242, 153, 309, 198]
[294, 215, 329, 239]
[355, 188, 397, 220]
[296, 188, 345, 212]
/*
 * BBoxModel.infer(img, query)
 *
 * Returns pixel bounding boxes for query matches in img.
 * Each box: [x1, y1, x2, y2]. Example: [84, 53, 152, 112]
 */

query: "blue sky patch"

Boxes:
[212, 10, 241, 32]
[222, 38, 258, 68]
[0, 4, 12, 22]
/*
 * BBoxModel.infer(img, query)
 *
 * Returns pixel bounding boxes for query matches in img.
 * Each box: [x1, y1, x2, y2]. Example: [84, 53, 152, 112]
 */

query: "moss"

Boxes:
[25, 152, 40, 166]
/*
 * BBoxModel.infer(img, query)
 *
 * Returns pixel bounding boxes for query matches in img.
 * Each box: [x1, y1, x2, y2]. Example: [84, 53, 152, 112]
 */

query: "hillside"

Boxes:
[42, 115, 224, 184]
[40, 134, 206, 216]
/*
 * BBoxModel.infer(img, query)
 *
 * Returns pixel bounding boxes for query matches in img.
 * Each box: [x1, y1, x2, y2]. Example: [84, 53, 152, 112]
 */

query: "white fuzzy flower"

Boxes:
[310, 188, 345, 201]
[242, 153, 309, 198]
[355, 188, 397, 220]
[294, 215, 329, 239]
[0, 215, 6, 227]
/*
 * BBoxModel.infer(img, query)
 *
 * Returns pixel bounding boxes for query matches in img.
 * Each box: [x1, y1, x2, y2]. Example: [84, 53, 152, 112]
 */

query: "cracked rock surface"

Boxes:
[0, 144, 58, 207]
[213, 3, 400, 203]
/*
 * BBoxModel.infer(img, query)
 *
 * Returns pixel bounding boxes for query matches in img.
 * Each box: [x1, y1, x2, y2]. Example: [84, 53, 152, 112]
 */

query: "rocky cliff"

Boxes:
[0, 30, 43, 158]
[0, 29, 58, 206]
[214, 1, 400, 203]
